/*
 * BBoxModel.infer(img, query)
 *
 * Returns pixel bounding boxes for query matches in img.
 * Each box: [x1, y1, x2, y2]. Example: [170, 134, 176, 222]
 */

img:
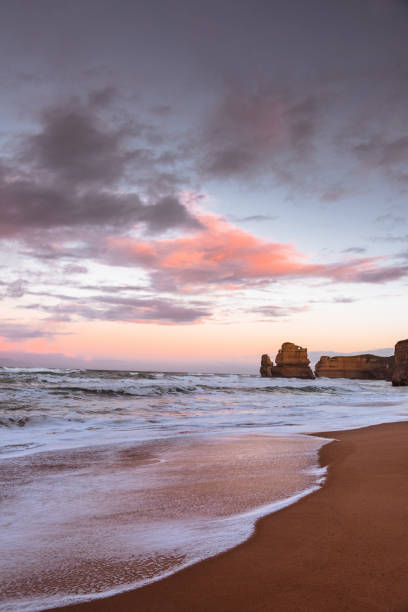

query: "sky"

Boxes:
[1, 0, 408, 371]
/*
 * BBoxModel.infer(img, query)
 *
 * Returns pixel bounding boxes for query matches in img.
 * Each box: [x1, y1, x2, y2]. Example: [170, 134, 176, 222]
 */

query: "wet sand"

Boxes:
[1, 434, 324, 611]
[54, 421, 408, 612]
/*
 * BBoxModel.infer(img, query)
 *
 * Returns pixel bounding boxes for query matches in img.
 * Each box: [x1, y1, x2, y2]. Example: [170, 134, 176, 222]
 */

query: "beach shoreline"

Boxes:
[49, 420, 408, 612]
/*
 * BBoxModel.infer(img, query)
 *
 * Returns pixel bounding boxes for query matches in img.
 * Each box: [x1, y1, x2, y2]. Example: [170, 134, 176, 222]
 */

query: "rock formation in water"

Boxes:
[260, 354, 274, 377]
[392, 339, 408, 386]
[260, 342, 315, 379]
[314, 354, 394, 380]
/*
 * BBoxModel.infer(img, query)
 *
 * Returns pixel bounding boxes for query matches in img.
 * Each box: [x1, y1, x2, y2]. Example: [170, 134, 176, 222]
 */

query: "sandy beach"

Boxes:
[51, 421, 408, 612]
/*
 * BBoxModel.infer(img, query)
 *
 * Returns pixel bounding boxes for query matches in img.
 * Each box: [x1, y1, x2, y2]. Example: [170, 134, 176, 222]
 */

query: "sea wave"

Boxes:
[0, 369, 406, 459]
[36, 382, 342, 398]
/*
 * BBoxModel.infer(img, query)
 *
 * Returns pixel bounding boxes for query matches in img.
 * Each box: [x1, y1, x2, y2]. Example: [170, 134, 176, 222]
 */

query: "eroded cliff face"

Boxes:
[315, 354, 394, 380]
[392, 339, 408, 386]
[260, 342, 315, 379]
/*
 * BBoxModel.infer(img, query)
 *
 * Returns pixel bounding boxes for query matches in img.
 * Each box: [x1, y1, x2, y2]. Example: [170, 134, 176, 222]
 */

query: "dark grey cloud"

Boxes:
[200, 90, 319, 181]
[19, 93, 184, 194]
[0, 168, 201, 238]
[353, 136, 408, 183]
[0, 93, 203, 242]
[0, 173, 135, 235]
[88, 86, 116, 108]
[2, 2, 408, 199]
[24, 103, 132, 186]
[137, 196, 202, 233]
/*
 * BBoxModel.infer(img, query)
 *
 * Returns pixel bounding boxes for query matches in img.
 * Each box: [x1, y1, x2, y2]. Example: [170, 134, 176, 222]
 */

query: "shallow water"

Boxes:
[0, 368, 407, 611]
[1, 368, 407, 457]
[0, 434, 325, 611]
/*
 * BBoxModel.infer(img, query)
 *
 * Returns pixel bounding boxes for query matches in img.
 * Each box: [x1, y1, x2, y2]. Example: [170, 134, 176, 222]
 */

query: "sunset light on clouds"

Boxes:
[1, 0, 408, 371]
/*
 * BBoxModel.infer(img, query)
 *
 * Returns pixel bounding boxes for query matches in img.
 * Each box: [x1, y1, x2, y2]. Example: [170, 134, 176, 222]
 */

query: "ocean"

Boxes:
[1, 367, 407, 611]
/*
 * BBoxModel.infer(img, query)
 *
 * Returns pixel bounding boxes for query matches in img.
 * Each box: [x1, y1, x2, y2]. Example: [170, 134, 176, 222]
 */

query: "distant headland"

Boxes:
[260, 340, 408, 386]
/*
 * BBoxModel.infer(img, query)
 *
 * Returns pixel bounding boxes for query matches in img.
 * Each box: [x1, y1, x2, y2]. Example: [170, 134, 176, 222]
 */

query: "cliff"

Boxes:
[260, 342, 315, 379]
[392, 339, 408, 386]
[315, 354, 394, 380]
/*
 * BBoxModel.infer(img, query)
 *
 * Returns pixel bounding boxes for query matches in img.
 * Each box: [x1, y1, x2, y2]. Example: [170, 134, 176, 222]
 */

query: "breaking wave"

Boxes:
[43, 383, 341, 398]
[0, 367, 406, 457]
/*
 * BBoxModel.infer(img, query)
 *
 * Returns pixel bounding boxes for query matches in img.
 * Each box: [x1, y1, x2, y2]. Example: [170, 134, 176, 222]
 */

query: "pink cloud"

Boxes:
[104, 212, 408, 291]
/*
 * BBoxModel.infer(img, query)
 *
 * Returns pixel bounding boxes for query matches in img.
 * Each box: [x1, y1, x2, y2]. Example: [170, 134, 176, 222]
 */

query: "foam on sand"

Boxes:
[0, 433, 326, 612]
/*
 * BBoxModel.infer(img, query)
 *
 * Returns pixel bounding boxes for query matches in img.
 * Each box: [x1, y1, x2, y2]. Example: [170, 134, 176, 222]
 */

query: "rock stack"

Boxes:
[315, 354, 394, 381]
[260, 354, 274, 377]
[260, 342, 315, 379]
[392, 339, 408, 386]
[260, 338, 408, 384]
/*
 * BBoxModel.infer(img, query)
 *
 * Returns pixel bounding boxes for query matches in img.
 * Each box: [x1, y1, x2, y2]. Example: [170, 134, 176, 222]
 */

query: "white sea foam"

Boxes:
[0, 369, 407, 458]
[0, 434, 328, 612]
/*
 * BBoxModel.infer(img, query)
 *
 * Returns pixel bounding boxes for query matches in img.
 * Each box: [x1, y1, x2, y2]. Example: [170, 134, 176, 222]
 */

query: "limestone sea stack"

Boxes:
[260, 342, 315, 379]
[315, 354, 394, 380]
[392, 339, 408, 386]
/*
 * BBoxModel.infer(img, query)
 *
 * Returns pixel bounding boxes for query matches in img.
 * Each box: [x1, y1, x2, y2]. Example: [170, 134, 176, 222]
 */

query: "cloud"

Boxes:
[0, 349, 86, 369]
[24, 102, 133, 186]
[308, 296, 357, 304]
[321, 186, 347, 203]
[375, 212, 406, 228]
[370, 233, 408, 242]
[0, 95, 201, 241]
[0, 168, 201, 238]
[229, 214, 277, 223]
[0, 174, 132, 235]
[353, 136, 408, 182]
[199, 90, 319, 181]
[396, 249, 408, 260]
[137, 196, 203, 233]
[331, 296, 355, 303]
[63, 264, 88, 275]
[343, 265, 408, 283]
[29, 295, 211, 325]
[103, 212, 408, 290]
[250, 305, 309, 319]
[2, 92, 407, 320]
[0, 322, 60, 341]
[5, 280, 26, 298]
[342, 246, 366, 254]
[320, 260, 408, 283]
[88, 87, 117, 108]
[79, 283, 146, 293]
